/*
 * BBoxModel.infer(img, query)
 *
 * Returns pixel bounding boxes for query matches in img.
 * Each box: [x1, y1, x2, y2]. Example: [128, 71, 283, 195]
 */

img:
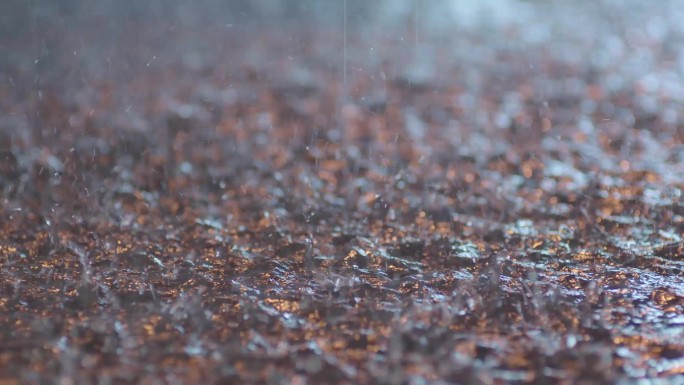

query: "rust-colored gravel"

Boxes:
[2, 2, 684, 384]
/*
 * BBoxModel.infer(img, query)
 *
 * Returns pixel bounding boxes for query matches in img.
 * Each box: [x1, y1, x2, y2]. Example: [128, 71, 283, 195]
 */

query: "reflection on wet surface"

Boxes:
[2, 1, 684, 383]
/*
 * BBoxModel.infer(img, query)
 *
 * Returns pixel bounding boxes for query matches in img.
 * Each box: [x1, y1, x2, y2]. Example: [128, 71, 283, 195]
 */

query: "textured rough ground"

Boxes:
[2, 1, 684, 384]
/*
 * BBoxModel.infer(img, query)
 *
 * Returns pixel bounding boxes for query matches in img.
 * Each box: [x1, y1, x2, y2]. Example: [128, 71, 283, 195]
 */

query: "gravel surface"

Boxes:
[2, 1, 684, 384]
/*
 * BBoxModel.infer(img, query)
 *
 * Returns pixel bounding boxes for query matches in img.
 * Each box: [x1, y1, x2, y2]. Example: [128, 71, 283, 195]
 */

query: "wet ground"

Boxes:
[2, 1, 684, 384]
